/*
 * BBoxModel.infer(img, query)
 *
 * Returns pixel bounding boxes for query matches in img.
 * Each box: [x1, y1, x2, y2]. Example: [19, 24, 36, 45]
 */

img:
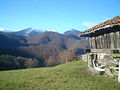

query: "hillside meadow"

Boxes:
[0, 60, 120, 90]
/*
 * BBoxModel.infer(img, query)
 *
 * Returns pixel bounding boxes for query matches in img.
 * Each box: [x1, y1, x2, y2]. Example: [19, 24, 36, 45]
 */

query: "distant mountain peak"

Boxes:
[69, 28, 78, 31]
[64, 29, 80, 35]
[63, 29, 81, 40]
[22, 28, 34, 35]
[13, 28, 43, 37]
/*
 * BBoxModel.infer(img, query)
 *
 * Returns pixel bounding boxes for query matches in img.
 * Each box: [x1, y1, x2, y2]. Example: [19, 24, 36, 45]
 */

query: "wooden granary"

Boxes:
[80, 16, 120, 82]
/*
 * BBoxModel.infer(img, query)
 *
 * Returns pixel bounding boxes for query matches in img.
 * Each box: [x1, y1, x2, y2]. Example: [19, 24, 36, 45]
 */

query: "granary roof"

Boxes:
[80, 16, 120, 37]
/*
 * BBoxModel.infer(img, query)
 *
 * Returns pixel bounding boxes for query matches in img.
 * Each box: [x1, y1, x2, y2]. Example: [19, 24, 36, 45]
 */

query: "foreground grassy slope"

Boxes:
[0, 60, 120, 90]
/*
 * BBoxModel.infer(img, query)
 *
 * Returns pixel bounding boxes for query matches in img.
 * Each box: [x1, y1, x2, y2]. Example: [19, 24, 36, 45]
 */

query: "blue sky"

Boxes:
[0, 0, 120, 33]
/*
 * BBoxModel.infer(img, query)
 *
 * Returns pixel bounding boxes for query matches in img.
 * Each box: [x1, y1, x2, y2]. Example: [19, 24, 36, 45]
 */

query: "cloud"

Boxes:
[82, 21, 96, 28]
[0, 28, 18, 32]
[82, 16, 110, 28]
[0, 28, 6, 31]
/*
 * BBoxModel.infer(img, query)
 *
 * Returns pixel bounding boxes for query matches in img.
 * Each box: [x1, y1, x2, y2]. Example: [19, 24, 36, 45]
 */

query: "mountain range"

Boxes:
[0, 28, 89, 70]
[1, 28, 81, 37]
[12, 28, 43, 37]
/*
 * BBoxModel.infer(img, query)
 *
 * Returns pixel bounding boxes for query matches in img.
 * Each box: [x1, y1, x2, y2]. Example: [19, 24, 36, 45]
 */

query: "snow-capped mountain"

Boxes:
[13, 28, 43, 36]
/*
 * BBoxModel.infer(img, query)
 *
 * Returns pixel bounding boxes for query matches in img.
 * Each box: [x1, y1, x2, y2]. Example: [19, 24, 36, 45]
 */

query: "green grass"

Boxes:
[0, 60, 120, 90]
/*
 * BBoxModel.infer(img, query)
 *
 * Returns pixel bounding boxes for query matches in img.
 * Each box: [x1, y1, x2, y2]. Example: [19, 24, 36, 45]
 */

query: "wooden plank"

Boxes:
[91, 37, 93, 49]
[98, 36, 101, 49]
[100, 35, 103, 49]
[106, 34, 109, 48]
[108, 33, 111, 48]
[116, 31, 119, 49]
[89, 37, 92, 49]
[100, 35, 102, 49]
[92, 37, 96, 49]
[95, 37, 98, 49]
[104, 34, 106, 48]
[110, 32, 115, 49]
[118, 31, 120, 48]
[114, 32, 117, 48]
[101, 35, 105, 48]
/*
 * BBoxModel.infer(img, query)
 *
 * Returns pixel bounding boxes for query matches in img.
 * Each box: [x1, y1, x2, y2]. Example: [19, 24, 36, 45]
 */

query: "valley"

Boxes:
[0, 29, 89, 70]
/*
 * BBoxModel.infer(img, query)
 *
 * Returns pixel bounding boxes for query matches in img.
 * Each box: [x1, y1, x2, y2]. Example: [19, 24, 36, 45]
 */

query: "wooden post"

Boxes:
[118, 60, 120, 82]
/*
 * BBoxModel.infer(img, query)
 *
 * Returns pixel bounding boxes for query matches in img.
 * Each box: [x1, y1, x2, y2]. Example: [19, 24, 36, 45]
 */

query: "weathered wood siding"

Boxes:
[89, 31, 120, 49]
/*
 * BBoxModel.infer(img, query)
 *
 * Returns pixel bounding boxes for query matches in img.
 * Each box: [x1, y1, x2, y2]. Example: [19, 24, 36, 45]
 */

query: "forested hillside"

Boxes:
[0, 31, 89, 70]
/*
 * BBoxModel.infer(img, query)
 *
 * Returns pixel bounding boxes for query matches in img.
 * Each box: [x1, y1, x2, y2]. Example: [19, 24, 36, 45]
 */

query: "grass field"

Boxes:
[0, 60, 120, 90]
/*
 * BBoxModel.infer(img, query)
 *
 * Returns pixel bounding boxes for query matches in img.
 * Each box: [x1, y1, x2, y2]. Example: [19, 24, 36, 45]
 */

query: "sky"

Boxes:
[0, 0, 120, 33]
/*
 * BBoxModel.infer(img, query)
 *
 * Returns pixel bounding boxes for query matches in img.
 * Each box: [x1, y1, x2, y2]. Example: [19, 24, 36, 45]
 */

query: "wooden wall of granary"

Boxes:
[89, 31, 120, 49]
